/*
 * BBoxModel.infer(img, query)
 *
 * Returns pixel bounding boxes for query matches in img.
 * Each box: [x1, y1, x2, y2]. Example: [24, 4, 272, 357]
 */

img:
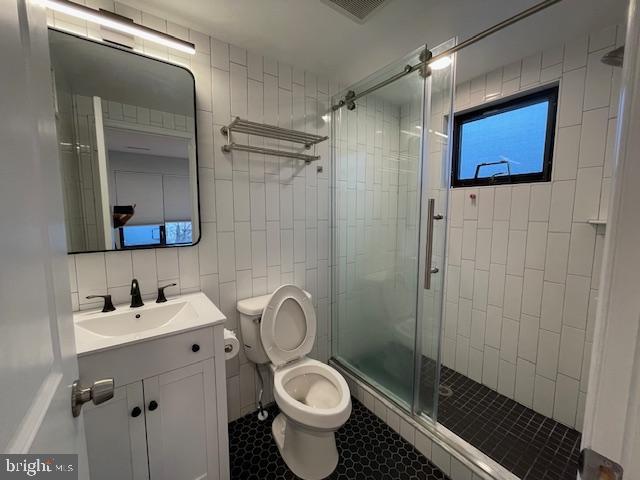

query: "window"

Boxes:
[119, 221, 192, 248]
[451, 86, 558, 187]
[120, 225, 162, 248]
[165, 221, 193, 245]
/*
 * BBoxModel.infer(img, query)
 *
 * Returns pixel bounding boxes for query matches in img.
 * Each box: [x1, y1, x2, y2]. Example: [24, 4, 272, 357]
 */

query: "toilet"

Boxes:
[237, 284, 352, 480]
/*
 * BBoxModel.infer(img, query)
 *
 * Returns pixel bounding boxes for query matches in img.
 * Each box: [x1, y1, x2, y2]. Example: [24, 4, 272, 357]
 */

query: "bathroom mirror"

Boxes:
[49, 28, 199, 253]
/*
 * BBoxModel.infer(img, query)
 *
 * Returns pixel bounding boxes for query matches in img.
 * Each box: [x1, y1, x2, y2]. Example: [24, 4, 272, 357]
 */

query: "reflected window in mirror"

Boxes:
[48, 28, 200, 253]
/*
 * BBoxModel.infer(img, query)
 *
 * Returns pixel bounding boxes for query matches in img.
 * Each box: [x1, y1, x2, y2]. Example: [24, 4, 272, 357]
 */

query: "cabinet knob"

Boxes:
[191, 344, 200, 353]
[131, 406, 142, 418]
[148, 400, 158, 411]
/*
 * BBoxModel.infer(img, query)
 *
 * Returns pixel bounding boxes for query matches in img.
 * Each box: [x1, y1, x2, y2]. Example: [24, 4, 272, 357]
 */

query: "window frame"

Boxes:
[119, 224, 164, 249]
[451, 85, 559, 188]
[118, 221, 194, 249]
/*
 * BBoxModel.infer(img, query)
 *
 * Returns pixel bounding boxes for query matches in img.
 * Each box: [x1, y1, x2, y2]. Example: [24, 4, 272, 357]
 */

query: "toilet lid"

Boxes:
[260, 284, 316, 366]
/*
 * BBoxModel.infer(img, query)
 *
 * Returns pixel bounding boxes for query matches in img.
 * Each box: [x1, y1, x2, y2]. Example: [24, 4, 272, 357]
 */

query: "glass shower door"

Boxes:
[331, 44, 449, 409]
[414, 39, 455, 420]
[331, 40, 454, 416]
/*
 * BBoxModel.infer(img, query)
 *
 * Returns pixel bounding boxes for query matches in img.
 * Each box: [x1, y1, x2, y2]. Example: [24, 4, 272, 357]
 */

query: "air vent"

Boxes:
[322, 0, 393, 23]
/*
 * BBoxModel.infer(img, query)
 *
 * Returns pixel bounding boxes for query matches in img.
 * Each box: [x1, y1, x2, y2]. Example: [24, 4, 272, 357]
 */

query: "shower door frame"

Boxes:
[328, 40, 519, 479]
[329, 43, 429, 410]
[329, 38, 456, 424]
[411, 49, 454, 425]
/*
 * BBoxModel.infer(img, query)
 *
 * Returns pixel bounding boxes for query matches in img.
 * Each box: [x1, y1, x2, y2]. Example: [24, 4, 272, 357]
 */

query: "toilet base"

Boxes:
[272, 413, 339, 480]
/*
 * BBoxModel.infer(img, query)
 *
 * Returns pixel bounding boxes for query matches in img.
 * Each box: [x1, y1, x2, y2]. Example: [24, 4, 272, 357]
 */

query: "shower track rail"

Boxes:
[221, 117, 329, 163]
[331, 0, 563, 111]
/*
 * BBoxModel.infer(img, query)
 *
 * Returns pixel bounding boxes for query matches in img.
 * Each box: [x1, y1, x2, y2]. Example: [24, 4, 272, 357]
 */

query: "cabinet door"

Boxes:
[145, 359, 219, 480]
[84, 381, 149, 480]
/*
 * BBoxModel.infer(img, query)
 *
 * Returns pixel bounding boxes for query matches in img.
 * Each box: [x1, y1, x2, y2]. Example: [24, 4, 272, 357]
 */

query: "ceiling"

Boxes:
[105, 127, 189, 158]
[121, 0, 628, 87]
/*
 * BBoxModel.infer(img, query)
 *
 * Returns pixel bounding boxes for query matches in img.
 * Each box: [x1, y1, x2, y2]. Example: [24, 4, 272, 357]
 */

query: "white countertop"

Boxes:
[74, 292, 226, 356]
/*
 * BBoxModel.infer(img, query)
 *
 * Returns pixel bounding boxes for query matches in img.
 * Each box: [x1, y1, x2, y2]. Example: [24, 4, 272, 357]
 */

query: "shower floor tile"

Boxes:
[434, 365, 581, 480]
[228, 398, 450, 480]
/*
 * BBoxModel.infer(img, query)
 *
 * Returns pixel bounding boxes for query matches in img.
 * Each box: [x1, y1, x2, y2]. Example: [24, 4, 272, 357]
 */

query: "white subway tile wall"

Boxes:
[444, 24, 622, 430]
[52, 1, 335, 423]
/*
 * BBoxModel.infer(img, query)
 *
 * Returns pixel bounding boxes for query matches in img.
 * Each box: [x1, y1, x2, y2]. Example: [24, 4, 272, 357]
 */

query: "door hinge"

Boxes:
[579, 448, 623, 479]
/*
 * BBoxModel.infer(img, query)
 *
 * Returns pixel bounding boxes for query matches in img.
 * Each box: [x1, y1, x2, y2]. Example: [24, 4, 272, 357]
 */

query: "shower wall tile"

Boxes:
[563, 35, 589, 72]
[554, 125, 581, 180]
[443, 25, 618, 430]
[589, 25, 617, 53]
[533, 375, 556, 417]
[540, 281, 565, 333]
[515, 358, 536, 407]
[549, 180, 576, 232]
[544, 232, 570, 283]
[554, 374, 579, 426]
[584, 53, 614, 111]
[487, 264, 505, 307]
[558, 68, 586, 127]
[482, 347, 499, 390]
[497, 359, 516, 398]
[60, 2, 334, 423]
[525, 221, 548, 270]
[558, 325, 586, 379]
[537, 329, 560, 380]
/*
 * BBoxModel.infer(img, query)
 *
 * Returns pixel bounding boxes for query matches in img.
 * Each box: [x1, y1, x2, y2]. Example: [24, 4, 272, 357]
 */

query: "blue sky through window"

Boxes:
[122, 225, 161, 247]
[458, 100, 550, 180]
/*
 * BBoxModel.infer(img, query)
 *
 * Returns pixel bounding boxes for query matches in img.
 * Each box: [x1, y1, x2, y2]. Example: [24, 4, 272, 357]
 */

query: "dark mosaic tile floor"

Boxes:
[436, 366, 582, 480]
[228, 398, 450, 480]
[345, 347, 582, 479]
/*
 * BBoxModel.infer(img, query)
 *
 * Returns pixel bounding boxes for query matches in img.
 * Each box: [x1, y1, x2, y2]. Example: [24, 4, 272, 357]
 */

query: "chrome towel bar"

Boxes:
[221, 117, 328, 164]
[221, 143, 320, 163]
[221, 117, 328, 148]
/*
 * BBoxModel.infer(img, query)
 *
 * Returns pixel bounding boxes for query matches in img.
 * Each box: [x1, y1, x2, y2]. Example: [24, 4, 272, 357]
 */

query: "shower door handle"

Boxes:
[424, 198, 442, 290]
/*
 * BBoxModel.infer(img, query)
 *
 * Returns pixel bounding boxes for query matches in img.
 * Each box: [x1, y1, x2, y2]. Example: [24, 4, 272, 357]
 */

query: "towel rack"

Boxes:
[220, 117, 328, 164]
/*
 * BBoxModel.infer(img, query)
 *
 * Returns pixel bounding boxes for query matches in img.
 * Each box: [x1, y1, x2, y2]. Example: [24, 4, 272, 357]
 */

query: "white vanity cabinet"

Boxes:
[79, 324, 229, 480]
[145, 359, 219, 480]
[84, 382, 148, 480]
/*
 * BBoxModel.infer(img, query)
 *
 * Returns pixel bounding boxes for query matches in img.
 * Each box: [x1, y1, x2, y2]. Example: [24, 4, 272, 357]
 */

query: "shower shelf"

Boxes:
[588, 218, 607, 226]
[220, 117, 328, 164]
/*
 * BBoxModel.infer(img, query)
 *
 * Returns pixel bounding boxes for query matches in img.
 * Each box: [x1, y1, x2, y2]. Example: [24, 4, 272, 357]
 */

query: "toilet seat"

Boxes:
[242, 284, 350, 479]
[261, 284, 316, 367]
[273, 357, 352, 430]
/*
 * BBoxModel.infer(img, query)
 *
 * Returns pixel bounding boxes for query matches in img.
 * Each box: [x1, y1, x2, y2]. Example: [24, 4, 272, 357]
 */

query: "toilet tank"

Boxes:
[237, 294, 272, 365]
[236, 289, 313, 365]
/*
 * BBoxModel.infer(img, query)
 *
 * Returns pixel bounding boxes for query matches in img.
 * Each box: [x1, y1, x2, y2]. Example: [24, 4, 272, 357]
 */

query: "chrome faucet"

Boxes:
[130, 278, 144, 308]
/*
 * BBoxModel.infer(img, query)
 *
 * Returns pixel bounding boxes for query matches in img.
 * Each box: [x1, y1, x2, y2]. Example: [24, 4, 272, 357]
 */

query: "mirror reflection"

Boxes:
[49, 28, 199, 253]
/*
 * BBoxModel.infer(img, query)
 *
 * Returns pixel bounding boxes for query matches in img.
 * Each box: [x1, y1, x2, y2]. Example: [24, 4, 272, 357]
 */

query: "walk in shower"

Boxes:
[330, 38, 455, 421]
[329, 2, 614, 477]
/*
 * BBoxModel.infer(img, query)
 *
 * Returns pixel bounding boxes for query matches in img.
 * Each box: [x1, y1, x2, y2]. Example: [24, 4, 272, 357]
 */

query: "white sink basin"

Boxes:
[76, 301, 194, 336]
[74, 292, 226, 355]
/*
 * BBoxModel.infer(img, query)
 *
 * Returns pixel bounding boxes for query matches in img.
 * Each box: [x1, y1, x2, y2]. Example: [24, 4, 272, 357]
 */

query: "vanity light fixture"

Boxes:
[42, 0, 196, 55]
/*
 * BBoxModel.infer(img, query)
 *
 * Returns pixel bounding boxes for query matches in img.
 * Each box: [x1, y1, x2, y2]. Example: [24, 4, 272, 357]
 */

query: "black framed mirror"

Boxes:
[49, 28, 200, 254]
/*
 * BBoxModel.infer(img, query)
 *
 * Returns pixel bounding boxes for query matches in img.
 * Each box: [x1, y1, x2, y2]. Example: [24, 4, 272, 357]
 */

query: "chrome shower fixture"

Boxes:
[602, 46, 625, 67]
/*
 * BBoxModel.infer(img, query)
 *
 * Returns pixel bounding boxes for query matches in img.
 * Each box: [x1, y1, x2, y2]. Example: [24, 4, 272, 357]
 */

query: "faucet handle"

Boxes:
[156, 283, 177, 303]
[86, 294, 116, 313]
